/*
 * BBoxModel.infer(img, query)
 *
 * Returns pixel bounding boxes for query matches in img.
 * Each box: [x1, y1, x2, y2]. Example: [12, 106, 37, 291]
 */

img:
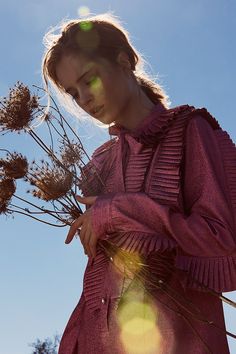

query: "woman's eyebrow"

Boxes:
[65, 69, 91, 93]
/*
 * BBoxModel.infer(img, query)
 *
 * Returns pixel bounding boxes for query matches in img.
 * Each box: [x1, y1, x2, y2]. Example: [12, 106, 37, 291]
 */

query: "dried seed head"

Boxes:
[0, 81, 39, 132]
[60, 142, 84, 167]
[0, 202, 9, 215]
[0, 152, 28, 179]
[0, 178, 16, 206]
[28, 163, 73, 201]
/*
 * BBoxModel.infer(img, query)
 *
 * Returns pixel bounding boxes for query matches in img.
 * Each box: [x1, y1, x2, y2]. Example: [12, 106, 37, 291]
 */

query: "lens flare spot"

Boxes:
[89, 75, 103, 95]
[111, 249, 144, 277]
[76, 25, 100, 51]
[123, 316, 154, 335]
[78, 6, 90, 18]
[118, 301, 156, 327]
[118, 300, 161, 354]
[79, 20, 93, 32]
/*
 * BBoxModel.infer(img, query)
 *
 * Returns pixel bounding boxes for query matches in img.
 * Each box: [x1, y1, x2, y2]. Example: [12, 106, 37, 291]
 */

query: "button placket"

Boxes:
[100, 295, 111, 333]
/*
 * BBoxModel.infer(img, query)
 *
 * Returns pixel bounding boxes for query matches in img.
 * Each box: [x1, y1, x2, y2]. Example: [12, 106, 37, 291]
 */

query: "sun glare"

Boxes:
[77, 6, 90, 18]
[118, 300, 161, 353]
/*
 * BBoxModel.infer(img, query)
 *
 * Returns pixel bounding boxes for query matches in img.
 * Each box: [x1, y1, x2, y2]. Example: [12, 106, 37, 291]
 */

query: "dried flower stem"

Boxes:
[8, 208, 67, 227]
[13, 195, 71, 225]
[0, 148, 12, 155]
[29, 130, 80, 182]
[45, 119, 54, 151]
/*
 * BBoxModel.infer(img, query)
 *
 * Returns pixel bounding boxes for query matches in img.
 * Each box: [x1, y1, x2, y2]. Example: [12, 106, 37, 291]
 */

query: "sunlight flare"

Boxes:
[118, 300, 161, 354]
[77, 6, 90, 18]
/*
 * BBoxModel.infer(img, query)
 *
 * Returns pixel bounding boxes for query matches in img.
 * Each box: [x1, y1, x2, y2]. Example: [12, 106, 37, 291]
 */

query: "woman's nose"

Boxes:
[78, 87, 93, 108]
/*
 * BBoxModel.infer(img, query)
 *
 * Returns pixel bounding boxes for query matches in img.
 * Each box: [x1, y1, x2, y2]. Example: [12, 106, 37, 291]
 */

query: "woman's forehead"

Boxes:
[55, 54, 96, 86]
[56, 53, 114, 87]
[60, 53, 96, 71]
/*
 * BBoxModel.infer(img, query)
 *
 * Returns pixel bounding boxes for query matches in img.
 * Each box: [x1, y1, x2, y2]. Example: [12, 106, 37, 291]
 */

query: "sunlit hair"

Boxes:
[42, 12, 170, 125]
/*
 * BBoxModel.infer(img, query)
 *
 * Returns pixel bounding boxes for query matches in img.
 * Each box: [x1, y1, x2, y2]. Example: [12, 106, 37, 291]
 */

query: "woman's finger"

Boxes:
[79, 223, 88, 255]
[86, 221, 97, 258]
[65, 215, 84, 244]
[77, 229, 88, 255]
[84, 225, 93, 259]
[89, 234, 97, 259]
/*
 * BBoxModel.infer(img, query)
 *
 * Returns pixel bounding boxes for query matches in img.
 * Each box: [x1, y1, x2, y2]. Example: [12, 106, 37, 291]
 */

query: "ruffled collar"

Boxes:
[108, 102, 174, 146]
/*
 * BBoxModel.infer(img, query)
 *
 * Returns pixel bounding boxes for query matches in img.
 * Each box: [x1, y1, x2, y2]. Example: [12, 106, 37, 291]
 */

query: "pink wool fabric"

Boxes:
[58, 103, 236, 354]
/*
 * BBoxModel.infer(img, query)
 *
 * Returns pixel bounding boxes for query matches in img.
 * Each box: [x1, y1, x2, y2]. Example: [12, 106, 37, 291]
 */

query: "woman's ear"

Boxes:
[116, 51, 131, 70]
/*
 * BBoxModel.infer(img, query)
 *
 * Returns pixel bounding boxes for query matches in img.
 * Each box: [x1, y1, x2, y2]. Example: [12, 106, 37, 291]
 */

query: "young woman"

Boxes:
[42, 13, 236, 354]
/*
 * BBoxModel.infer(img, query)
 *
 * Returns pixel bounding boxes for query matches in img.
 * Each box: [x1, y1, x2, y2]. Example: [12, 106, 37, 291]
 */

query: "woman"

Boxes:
[42, 13, 236, 354]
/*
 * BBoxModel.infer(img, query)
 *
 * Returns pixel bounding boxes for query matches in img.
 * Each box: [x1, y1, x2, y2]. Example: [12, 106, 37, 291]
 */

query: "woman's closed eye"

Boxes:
[72, 92, 79, 100]
[67, 89, 79, 101]
[70, 79, 94, 100]
[65, 89, 79, 101]
[86, 75, 96, 85]
[69, 75, 99, 102]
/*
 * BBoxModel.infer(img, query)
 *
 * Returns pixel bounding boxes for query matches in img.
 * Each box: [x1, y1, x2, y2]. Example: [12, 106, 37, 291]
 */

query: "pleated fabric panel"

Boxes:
[83, 247, 110, 312]
[108, 231, 176, 255]
[148, 110, 192, 207]
[124, 146, 153, 192]
[215, 129, 236, 233]
[175, 106, 236, 292]
[78, 139, 119, 312]
[175, 254, 236, 292]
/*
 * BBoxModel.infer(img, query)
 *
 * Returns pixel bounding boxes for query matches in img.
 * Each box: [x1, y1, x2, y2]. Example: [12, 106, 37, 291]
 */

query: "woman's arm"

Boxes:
[92, 115, 236, 258]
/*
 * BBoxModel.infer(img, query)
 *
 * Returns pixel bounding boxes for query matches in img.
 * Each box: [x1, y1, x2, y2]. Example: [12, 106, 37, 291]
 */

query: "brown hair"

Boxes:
[42, 13, 170, 118]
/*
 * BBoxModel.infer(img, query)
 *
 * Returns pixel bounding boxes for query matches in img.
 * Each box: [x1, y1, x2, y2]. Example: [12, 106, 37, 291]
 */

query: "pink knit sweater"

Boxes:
[58, 103, 236, 354]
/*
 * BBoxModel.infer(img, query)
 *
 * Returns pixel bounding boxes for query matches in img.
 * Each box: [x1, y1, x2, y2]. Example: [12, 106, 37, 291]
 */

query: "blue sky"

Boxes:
[1, 1, 236, 353]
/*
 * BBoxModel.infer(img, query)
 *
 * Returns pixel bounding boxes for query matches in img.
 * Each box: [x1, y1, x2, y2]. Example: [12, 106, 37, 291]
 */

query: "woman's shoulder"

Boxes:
[91, 137, 118, 160]
[167, 103, 220, 129]
[186, 105, 221, 130]
[87, 136, 119, 174]
[79, 138, 118, 195]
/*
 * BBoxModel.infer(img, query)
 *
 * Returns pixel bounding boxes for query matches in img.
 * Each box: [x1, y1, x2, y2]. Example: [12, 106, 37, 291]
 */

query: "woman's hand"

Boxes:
[65, 195, 98, 259]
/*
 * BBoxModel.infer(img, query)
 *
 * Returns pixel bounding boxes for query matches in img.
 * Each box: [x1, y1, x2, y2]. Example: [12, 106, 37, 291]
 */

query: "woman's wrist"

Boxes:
[92, 193, 116, 239]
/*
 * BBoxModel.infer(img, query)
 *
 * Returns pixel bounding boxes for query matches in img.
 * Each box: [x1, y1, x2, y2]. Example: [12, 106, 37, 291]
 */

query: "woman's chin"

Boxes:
[91, 106, 109, 124]
[96, 113, 115, 126]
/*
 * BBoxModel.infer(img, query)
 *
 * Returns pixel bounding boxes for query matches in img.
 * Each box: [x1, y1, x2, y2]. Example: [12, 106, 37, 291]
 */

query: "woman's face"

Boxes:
[55, 52, 136, 125]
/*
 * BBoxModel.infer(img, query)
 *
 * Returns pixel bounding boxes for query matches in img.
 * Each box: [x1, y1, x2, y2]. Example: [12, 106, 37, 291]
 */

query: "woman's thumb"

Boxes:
[76, 195, 97, 205]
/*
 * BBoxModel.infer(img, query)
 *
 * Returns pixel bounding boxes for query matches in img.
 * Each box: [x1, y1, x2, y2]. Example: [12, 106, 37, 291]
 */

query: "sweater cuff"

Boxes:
[92, 194, 115, 239]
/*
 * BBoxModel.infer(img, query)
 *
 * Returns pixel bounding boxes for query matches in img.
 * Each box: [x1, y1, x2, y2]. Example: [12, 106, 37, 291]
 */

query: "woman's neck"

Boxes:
[115, 88, 156, 131]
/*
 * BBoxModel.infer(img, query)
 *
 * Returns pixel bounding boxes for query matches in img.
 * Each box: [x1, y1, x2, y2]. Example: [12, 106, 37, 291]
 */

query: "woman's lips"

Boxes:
[92, 105, 104, 117]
